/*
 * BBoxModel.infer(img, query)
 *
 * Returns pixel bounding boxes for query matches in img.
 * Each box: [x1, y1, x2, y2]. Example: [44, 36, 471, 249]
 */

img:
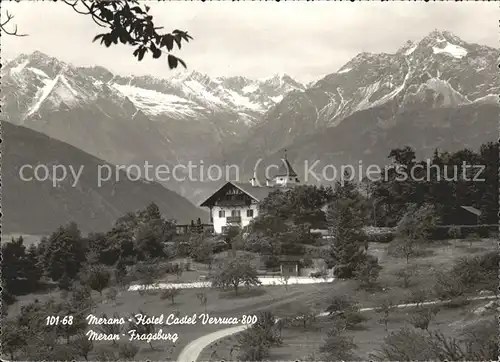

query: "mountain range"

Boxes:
[2, 30, 499, 223]
[2, 51, 304, 200]
[221, 30, 499, 189]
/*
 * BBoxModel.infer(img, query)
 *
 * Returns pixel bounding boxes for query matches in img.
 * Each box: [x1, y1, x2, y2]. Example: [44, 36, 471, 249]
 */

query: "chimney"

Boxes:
[249, 169, 258, 187]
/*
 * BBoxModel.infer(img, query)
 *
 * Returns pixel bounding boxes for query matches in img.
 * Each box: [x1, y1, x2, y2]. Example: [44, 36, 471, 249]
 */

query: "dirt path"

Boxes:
[177, 295, 498, 362]
[172, 285, 327, 360]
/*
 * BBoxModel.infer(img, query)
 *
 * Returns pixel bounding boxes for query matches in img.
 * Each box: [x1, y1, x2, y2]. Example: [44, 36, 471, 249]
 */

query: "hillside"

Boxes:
[1, 121, 207, 235]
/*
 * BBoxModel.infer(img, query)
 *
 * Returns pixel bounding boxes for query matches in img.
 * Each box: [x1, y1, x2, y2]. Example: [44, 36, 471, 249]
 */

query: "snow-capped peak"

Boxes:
[432, 42, 468, 59]
[3, 51, 305, 127]
[337, 67, 352, 74]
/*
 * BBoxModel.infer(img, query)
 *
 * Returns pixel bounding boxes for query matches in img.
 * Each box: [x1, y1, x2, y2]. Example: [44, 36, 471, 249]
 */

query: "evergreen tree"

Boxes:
[326, 179, 368, 278]
[2, 236, 27, 296]
[140, 202, 163, 223]
[115, 259, 128, 287]
[196, 217, 202, 233]
[42, 223, 86, 283]
[24, 244, 43, 289]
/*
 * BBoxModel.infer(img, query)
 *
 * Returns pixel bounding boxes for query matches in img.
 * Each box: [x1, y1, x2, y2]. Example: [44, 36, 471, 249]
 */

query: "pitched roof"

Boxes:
[460, 206, 481, 216]
[233, 182, 278, 201]
[275, 158, 298, 177]
[199, 181, 279, 207]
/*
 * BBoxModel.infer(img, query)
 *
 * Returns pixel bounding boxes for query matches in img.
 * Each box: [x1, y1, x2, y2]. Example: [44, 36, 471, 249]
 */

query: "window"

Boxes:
[231, 210, 241, 217]
[247, 209, 254, 218]
[218, 210, 225, 218]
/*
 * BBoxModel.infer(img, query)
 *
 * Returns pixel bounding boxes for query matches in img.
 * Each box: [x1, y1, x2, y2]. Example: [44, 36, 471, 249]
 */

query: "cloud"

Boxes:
[3, 2, 497, 83]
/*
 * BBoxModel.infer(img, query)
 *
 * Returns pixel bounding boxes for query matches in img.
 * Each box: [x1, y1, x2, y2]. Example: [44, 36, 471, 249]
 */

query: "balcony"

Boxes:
[226, 216, 242, 224]
[216, 199, 250, 207]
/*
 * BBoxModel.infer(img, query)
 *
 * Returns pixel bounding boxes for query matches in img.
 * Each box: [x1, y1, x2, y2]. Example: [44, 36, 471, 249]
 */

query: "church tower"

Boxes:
[272, 150, 300, 188]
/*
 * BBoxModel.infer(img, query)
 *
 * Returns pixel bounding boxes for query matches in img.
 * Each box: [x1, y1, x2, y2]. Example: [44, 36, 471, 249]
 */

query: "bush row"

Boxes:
[428, 225, 498, 240]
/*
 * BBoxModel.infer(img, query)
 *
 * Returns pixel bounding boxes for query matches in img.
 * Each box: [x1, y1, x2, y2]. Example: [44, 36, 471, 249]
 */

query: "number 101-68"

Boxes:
[46, 316, 73, 325]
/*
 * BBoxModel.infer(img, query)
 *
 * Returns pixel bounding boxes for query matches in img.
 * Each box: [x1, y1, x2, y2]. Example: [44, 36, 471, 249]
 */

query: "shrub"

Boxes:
[164, 263, 181, 274]
[405, 287, 431, 306]
[105, 287, 118, 303]
[310, 270, 327, 278]
[133, 262, 163, 285]
[435, 251, 499, 297]
[263, 255, 280, 270]
[462, 225, 497, 238]
[196, 290, 208, 311]
[118, 343, 139, 360]
[409, 306, 440, 330]
[326, 296, 355, 316]
[458, 319, 498, 360]
[281, 243, 306, 256]
[363, 232, 395, 243]
[395, 266, 417, 288]
[353, 254, 381, 288]
[343, 309, 368, 329]
[84, 266, 111, 296]
[447, 226, 462, 239]
[70, 334, 93, 360]
[443, 296, 470, 309]
[114, 260, 127, 288]
[376, 299, 395, 332]
[332, 263, 352, 278]
[427, 226, 451, 240]
[372, 320, 498, 361]
[433, 271, 466, 299]
[320, 327, 358, 361]
[282, 304, 317, 330]
[476, 225, 491, 238]
[236, 311, 282, 361]
[370, 327, 436, 361]
[300, 257, 314, 268]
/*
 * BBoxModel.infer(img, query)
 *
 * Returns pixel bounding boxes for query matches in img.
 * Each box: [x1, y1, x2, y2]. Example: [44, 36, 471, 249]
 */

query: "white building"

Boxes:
[200, 156, 299, 234]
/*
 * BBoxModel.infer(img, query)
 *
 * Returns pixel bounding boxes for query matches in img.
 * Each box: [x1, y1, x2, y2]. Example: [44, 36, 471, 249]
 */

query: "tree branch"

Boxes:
[0, 10, 28, 37]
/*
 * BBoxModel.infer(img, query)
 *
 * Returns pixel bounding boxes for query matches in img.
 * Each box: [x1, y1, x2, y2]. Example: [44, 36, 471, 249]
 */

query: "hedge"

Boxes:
[428, 225, 498, 240]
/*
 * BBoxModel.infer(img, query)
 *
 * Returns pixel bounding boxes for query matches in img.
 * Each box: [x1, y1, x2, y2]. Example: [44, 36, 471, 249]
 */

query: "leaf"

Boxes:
[161, 34, 174, 51]
[138, 47, 147, 61]
[119, 32, 128, 44]
[92, 34, 105, 43]
[174, 35, 182, 50]
[101, 8, 114, 22]
[177, 58, 187, 69]
[130, 6, 144, 14]
[104, 36, 112, 48]
[150, 44, 162, 59]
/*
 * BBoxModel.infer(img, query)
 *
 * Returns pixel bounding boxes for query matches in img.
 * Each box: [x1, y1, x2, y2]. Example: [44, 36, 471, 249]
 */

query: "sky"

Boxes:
[2, 1, 498, 83]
